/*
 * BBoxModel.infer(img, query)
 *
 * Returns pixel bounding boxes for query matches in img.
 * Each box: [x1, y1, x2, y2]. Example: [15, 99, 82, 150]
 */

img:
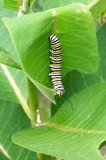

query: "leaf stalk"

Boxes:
[27, 78, 38, 126]
[18, 0, 30, 16]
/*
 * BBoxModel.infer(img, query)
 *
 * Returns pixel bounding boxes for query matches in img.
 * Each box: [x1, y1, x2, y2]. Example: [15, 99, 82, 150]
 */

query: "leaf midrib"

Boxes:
[41, 123, 106, 134]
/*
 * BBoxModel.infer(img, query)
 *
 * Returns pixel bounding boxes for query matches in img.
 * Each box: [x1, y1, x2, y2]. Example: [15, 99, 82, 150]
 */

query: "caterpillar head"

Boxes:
[56, 90, 64, 97]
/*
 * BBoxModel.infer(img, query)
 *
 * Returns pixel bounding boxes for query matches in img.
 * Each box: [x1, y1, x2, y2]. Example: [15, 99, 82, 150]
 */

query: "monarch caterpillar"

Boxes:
[49, 35, 65, 97]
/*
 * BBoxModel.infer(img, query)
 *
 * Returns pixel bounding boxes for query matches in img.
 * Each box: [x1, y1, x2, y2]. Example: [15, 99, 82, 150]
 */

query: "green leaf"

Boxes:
[32, 0, 44, 12]
[0, 7, 19, 62]
[3, 0, 36, 11]
[64, 22, 106, 96]
[0, 151, 9, 160]
[44, 0, 93, 10]
[97, 23, 106, 81]
[44, 0, 106, 21]
[88, 0, 106, 19]
[0, 66, 18, 103]
[0, 101, 36, 160]
[3, 0, 22, 11]
[13, 82, 106, 160]
[52, 22, 106, 113]
[0, 5, 28, 104]
[0, 46, 21, 69]
[3, 3, 99, 103]
[0, 0, 3, 7]
[0, 65, 28, 104]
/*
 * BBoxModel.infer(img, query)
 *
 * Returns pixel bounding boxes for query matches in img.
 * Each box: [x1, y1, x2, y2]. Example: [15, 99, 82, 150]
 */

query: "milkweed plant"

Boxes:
[0, 0, 106, 160]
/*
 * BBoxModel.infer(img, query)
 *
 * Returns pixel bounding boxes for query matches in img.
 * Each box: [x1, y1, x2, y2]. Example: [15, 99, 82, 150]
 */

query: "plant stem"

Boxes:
[37, 153, 47, 160]
[18, 0, 31, 16]
[23, 0, 30, 10]
[27, 78, 38, 126]
[27, 79, 48, 159]
[88, 0, 106, 19]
